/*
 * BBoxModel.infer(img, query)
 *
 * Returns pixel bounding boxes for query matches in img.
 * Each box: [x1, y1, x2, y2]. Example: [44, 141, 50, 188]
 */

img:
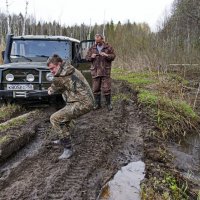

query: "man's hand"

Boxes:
[100, 52, 108, 57]
[91, 53, 97, 58]
[48, 87, 53, 95]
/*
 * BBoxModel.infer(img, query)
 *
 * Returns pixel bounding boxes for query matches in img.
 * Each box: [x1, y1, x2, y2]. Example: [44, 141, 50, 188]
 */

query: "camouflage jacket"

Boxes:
[50, 62, 94, 106]
[86, 42, 116, 78]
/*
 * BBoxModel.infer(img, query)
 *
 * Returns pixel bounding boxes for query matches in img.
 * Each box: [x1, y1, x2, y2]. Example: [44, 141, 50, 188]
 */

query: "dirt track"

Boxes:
[0, 81, 149, 200]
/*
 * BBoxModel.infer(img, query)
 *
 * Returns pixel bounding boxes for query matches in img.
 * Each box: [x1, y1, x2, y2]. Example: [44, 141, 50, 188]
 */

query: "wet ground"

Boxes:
[98, 161, 145, 200]
[168, 133, 200, 186]
[0, 79, 199, 200]
[0, 81, 149, 200]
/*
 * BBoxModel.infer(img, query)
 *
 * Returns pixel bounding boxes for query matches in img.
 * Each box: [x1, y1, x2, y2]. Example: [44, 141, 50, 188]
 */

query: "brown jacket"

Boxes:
[86, 43, 116, 78]
[50, 62, 94, 106]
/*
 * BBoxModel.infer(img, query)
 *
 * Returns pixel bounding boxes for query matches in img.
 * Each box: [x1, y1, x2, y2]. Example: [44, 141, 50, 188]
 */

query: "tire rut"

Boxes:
[41, 101, 132, 200]
[0, 82, 146, 200]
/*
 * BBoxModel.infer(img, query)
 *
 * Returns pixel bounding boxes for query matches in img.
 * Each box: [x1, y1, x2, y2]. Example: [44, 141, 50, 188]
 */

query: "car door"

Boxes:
[75, 40, 95, 86]
[78, 40, 95, 62]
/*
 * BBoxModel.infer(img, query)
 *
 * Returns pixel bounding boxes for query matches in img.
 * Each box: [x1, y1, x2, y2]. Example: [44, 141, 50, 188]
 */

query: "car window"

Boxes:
[10, 40, 71, 62]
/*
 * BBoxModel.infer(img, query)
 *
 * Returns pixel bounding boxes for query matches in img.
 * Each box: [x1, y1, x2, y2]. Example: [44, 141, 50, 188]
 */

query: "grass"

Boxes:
[0, 104, 23, 122]
[0, 135, 10, 145]
[0, 110, 39, 132]
[112, 67, 198, 199]
[138, 90, 158, 106]
[112, 68, 156, 88]
[112, 93, 131, 103]
[0, 116, 27, 132]
[141, 173, 190, 200]
[112, 67, 200, 138]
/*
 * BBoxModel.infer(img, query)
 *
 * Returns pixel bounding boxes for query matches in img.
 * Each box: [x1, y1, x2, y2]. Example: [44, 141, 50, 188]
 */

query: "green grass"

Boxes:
[112, 93, 131, 102]
[0, 116, 27, 132]
[112, 69, 156, 88]
[141, 173, 190, 200]
[138, 90, 158, 106]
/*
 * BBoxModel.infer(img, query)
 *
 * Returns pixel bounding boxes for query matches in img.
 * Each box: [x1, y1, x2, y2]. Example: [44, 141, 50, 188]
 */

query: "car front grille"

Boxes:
[2, 69, 39, 83]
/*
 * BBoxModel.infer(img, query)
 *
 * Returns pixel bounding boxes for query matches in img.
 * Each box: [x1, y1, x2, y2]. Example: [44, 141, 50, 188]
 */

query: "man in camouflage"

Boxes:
[47, 54, 94, 159]
[86, 34, 116, 111]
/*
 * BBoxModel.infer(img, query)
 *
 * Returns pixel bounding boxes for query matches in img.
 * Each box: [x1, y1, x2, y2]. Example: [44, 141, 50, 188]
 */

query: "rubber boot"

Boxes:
[52, 139, 61, 145]
[94, 94, 101, 110]
[59, 148, 73, 159]
[52, 122, 71, 145]
[105, 94, 113, 111]
[59, 137, 73, 159]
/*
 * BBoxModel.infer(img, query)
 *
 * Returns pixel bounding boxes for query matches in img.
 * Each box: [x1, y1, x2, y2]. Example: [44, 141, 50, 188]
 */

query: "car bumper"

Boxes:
[0, 90, 51, 98]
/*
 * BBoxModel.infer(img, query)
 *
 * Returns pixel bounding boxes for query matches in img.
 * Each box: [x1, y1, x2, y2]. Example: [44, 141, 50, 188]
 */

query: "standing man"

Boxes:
[47, 54, 94, 159]
[86, 34, 116, 111]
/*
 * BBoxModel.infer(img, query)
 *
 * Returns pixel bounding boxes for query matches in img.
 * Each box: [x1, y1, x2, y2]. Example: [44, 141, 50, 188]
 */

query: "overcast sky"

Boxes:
[1, 0, 174, 31]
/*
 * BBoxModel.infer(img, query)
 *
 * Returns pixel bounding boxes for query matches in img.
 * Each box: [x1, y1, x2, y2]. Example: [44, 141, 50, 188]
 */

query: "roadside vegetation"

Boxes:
[141, 172, 190, 200]
[0, 111, 36, 132]
[112, 67, 200, 139]
[112, 67, 200, 199]
[0, 103, 23, 123]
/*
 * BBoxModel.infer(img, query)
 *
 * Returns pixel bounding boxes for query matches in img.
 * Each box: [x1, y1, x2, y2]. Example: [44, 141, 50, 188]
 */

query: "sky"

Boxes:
[0, 0, 174, 32]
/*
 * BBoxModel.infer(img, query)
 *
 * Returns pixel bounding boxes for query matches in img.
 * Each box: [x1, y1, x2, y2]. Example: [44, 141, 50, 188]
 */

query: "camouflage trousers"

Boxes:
[50, 102, 92, 139]
[92, 76, 111, 95]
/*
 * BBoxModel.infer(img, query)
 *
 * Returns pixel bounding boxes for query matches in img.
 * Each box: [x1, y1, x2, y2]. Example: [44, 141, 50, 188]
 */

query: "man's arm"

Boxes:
[48, 77, 65, 95]
[99, 46, 116, 61]
[86, 48, 97, 61]
[105, 46, 116, 61]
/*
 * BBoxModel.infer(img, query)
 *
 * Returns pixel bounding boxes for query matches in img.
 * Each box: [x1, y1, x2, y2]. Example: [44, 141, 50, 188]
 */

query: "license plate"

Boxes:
[7, 84, 34, 90]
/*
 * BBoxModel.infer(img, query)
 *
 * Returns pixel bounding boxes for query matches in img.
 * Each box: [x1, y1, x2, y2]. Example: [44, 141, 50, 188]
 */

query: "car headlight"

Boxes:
[26, 74, 35, 82]
[6, 73, 14, 81]
[46, 72, 54, 81]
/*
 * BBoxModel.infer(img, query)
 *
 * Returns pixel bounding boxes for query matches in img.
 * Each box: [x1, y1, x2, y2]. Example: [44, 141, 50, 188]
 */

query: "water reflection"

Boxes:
[169, 133, 200, 183]
[180, 133, 200, 162]
[98, 161, 145, 200]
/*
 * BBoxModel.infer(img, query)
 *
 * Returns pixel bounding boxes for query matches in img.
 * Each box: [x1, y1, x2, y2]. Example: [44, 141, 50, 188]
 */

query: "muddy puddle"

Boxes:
[169, 133, 200, 184]
[97, 161, 145, 200]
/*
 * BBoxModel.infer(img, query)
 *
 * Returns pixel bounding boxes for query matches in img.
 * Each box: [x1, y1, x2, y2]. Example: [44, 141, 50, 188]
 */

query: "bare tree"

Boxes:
[6, 0, 10, 34]
[22, 1, 28, 35]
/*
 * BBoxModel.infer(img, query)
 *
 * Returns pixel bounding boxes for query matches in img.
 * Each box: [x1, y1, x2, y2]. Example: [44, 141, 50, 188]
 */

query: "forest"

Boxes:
[0, 0, 200, 68]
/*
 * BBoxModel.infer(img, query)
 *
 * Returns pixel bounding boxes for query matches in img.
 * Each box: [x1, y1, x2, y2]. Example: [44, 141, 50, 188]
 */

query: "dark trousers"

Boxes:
[92, 76, 111, 95]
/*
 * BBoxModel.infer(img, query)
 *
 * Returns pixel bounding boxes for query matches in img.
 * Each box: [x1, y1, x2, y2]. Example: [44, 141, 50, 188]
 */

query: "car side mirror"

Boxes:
[1, 51, 5, 60]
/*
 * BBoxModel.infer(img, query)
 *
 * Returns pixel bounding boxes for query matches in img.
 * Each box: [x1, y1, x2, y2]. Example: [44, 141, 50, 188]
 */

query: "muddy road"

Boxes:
[0, 81, 149, 200]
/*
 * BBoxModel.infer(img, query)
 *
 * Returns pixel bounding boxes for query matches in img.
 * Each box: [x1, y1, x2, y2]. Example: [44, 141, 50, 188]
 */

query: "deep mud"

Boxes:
[0, 81, 150, 200]
[1, 79, 199, 200]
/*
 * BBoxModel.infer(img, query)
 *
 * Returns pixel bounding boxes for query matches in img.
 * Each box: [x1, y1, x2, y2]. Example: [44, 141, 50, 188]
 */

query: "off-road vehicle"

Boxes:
[0, 34, 94, 103]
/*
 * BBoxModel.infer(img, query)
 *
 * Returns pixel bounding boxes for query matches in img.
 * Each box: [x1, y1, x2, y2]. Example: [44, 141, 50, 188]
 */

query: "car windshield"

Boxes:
[10, 39, 71, 62]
